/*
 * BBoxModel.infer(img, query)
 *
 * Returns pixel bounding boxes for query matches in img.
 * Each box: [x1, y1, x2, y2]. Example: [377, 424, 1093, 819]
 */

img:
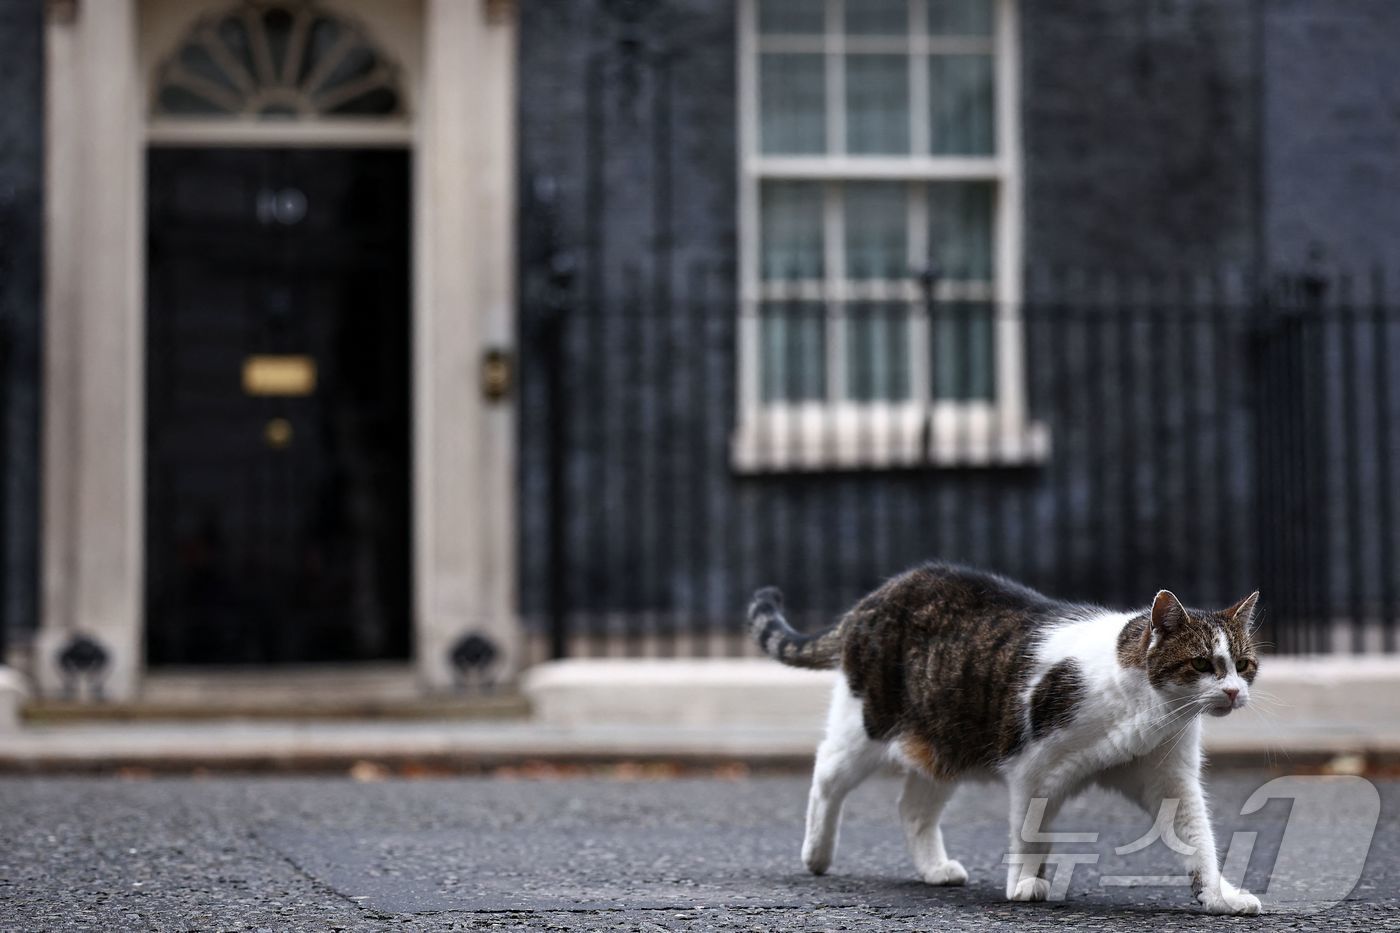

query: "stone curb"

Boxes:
[1, 658, 1394, 774]
[2, 721, 1398, 776]
[0, 722, 824, 774]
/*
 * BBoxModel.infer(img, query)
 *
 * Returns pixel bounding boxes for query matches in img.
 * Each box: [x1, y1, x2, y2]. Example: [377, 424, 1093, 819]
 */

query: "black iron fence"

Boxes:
[521, 267, 1400, 659]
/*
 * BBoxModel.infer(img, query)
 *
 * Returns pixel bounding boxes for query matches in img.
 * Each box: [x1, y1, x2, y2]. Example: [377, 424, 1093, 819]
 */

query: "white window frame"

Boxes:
[733, 0, 1047, 471]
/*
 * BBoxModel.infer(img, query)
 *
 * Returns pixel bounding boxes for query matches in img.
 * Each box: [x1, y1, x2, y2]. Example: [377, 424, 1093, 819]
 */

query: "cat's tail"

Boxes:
[748, 586, 844, 670]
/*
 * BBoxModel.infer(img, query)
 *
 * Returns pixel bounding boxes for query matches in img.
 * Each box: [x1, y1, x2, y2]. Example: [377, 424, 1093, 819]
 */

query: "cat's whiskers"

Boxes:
[1138, 696, 1203, 730]
[1237, 701, 1289, 769]
[1246, 700, 1291, 767]
[1246, 688, 1291, 708]
[1159, 711, 1201, 760]
[1140, 706, 1195, 732]
[1135, 692, 1201, 718]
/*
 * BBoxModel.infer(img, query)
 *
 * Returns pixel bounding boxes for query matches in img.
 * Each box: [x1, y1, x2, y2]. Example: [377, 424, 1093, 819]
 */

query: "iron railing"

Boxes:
[522, 268, 1400, 660]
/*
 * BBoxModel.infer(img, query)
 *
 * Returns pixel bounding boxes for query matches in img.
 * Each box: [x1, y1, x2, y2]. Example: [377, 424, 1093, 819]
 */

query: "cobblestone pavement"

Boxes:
[2, 770, 1395, 931]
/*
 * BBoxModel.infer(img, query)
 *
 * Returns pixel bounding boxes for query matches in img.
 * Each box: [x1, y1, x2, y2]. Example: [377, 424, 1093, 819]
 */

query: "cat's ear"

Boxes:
[1150, 590, 1188, 635]
[1223, 591, 1260, 630]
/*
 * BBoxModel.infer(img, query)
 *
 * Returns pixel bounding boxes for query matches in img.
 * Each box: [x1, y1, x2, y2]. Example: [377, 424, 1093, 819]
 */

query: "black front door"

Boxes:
[145, 147, 411, 665]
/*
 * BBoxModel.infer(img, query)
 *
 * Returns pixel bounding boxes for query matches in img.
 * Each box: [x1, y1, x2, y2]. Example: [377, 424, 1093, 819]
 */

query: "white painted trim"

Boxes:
[730, 402, 1049, 472]
[758, 35, 995, 55]
[39, 0, 146, 699]
[413, 0, 520, 690]
[747, 278, 994, 303]
[41, 7, 80, 674]
[907, 181, 931, 400]
[736, 0, 761, 431]
[748, 155, 1002, 179]
[822, 181, 846, 401]
[908, 0, 930, 159]
[992, 0, 1026, 429]
[826, 0, 846, 156]
[139, 0, 424, 122]
[40, 0, 519, 700]
[146, 118, 413, 147]
[734, 0, 1034, 472]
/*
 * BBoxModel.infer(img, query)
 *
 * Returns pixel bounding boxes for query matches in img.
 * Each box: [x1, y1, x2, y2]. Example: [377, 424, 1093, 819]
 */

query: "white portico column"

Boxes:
[37, 0, 145, 700]
[413, 0, 521, 689]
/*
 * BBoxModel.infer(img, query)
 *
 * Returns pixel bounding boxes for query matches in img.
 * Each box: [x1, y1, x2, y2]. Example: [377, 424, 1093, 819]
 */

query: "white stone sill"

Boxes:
[730, 405, 1050, 472]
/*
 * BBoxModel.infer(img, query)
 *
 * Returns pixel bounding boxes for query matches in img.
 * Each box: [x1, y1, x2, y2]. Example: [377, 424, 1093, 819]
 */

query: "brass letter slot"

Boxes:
[243, 355, 317, 397]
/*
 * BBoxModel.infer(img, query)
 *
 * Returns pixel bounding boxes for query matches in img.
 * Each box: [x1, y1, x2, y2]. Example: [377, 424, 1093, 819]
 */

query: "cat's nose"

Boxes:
[1222, 687, 1239, 703]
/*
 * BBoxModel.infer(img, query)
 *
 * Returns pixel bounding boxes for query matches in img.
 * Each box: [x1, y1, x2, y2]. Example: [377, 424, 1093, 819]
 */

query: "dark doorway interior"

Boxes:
[145, 147, 411, 665]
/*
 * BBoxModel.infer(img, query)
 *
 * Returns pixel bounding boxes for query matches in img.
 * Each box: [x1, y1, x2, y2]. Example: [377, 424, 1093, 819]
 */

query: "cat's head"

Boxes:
[1136, 590, 1260, 716]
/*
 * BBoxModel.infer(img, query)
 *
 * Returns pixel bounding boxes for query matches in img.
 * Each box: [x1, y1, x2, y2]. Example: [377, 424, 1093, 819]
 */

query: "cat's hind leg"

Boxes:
[803, 676, 884, 875]
[899, 772, 967, 885]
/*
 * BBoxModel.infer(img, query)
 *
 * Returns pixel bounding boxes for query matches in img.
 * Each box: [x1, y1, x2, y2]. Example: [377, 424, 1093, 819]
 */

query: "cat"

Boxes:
[749, 562, 1262, 915]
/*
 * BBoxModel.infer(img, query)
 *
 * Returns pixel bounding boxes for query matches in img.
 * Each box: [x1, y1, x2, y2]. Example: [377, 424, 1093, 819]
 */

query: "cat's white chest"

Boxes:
[1102, 692, 1193, 760]
[1111, 714, 1173, 757]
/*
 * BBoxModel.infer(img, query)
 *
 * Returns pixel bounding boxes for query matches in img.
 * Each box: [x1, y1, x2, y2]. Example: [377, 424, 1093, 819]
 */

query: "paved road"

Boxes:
[2, 770, 1395, 931]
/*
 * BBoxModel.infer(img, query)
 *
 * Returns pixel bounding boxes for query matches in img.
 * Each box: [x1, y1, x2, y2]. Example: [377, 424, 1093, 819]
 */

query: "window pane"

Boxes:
[845, 182, 908, 279]
[846, 55, 910, 155]
[760, 53, 827, 155]
[931, 302, 995, 400]
[927, 0, 994, 36]
[761, 302, 827, 401]
[928, 182, 994, 281]
[929, 54, 995, 154]
[759, 0, 826, 35]
[761, 181, 824, 280]
[846, 303, 911, 401]
[846, 0, 908, 35]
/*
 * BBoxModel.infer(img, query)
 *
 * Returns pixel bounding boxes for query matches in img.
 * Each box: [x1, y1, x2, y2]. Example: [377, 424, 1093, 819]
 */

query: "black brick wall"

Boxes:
[517, 0, 744, 628]
[1021, 0, 1260, 271]
[1264, 0, 1400, 270]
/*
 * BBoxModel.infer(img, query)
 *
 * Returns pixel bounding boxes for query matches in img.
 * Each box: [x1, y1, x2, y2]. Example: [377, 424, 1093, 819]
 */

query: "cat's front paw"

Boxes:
[1198, 886, 1262, 915]
[1007, 877, 1050, 902]
[920, 859, 968, 886]
[802, 839, 832, 876]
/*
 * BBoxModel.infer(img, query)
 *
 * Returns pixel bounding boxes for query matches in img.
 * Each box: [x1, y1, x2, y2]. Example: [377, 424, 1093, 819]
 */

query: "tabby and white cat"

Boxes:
[749, 562, 1262, 915]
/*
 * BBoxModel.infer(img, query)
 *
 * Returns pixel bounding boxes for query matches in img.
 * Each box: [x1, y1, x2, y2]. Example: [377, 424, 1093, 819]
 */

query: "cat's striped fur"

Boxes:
[750, 562, 1263, 914]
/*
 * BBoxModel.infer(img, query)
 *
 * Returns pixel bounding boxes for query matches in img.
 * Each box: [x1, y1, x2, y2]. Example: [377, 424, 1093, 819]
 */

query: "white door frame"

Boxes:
[39, 0, 519, 698]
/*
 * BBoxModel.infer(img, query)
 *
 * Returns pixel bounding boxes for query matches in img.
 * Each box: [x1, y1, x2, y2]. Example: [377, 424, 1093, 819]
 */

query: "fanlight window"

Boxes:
[153, 0, 404, 118]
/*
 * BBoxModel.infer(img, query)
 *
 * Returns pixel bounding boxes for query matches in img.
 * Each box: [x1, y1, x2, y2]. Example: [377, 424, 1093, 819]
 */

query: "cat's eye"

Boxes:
[1236, 658, 1252, 673]
[1191, 657, 1212, 673]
